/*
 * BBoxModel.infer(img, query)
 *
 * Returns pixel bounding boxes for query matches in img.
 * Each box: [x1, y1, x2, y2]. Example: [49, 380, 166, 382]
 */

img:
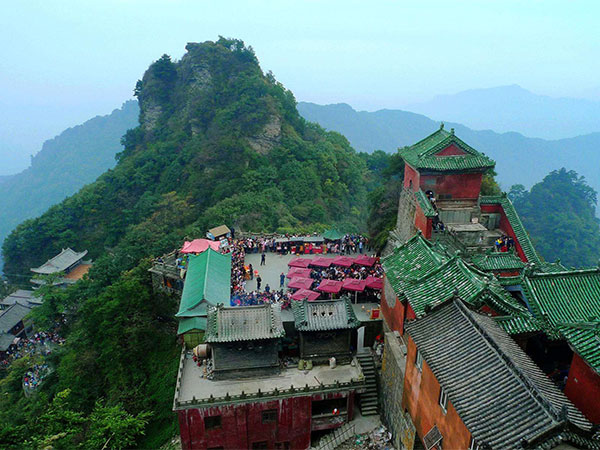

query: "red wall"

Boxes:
[178, 392, 355, 449]
[414, 204, 432, 239]
[435, 144, 466, 156]
[480, 204, 528, 262]
[381, 276, 417, 336]
[564, 353, 600, 424]
[404, 164, 420, 191]
[403, 336, 472, 450]
[419, 173, 482, 200]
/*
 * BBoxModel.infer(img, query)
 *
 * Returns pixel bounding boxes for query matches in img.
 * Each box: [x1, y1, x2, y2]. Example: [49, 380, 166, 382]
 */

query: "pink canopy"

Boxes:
[180, 239, 221, 254]
[288, 277, 315, 290]
[309, 257, 333, 268]
[287, 267, 312, 279]
[342, 278, 366, 292]
[354, 255, 378, 267]
[290, 289, 321, 301]
[331, 256, 355, 267]
[288, 257, 311, 268]
[365, 275, 383, 290]
[316, 279, 343, 294]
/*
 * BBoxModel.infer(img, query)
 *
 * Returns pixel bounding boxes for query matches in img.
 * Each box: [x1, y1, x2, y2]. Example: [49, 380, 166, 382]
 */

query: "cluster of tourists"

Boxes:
[309, 262, 383, 284]
[495, 235, 515, 252]
[1, 330, 64, 369]
[23, 363, 51, 391]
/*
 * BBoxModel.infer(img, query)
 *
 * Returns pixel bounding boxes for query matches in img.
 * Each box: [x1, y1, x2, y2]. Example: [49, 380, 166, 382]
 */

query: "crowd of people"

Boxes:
[0, 330, 64, 369]
[23, 362, 51, 391]
[495, 235, 515, 252]
[233, 233, 370, 256]
[230, 289, 292, 309]
[308, 261, 384, 284]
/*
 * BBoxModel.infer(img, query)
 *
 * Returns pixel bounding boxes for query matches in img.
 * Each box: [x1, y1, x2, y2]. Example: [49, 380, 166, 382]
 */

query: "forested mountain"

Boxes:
[297, 102, 600, 199]
[0, 100, 139, 267]
[509, 169, 600, 268]
[406, 84, 600, 139]
[0, 39, 372, 448]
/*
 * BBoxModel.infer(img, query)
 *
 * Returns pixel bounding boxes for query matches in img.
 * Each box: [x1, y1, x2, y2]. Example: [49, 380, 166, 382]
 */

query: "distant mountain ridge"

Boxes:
[405, 85, 600, 140]
[297, 101, 600, 197]
[0, 100, 139, 267]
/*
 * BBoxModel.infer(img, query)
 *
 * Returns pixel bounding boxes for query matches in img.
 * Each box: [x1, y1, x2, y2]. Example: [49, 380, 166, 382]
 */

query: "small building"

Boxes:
[205, 304, 285, 380]
[174, 303, 366, 450]
[207, 225, 231, 241]
[175, 249, 232, 348]
[0, 303, 33, 360]
[0, 290, 42, 310]
[30, 248, 92, 287]
[292, 298, 360, 365]
[403, 299, 599, 450]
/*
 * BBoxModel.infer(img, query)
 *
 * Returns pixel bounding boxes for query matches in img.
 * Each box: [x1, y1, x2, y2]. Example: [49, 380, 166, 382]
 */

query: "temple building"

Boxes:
[379, 127, 600, 447]
[0, 302, 33, 360]
[30, 248, 92, 287]
[174, 299, 369, 450]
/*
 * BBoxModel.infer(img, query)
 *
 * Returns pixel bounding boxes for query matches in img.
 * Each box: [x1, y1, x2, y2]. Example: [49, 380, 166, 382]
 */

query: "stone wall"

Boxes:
[380, 332, 415, 450]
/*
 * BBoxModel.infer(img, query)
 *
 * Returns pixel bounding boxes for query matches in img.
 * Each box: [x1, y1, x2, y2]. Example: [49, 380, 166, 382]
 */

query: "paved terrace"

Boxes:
[174, 350, 365, 409]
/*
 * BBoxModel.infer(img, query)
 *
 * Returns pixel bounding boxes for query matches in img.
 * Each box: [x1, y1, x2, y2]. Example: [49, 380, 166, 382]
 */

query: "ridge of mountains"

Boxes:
[0, 100, 139, 268]
[297, 101, 600, 197]
[405, 84, 600, 140]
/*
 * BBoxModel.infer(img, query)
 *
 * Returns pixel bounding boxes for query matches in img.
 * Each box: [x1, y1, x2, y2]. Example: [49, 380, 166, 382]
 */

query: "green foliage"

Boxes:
[0, 38, 375, 448]
[510, 168, 600, 268]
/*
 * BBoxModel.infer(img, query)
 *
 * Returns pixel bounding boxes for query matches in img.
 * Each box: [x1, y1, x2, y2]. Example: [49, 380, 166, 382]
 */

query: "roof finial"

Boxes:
[440, 122, 444, 130]
[450, 128, 455, 135]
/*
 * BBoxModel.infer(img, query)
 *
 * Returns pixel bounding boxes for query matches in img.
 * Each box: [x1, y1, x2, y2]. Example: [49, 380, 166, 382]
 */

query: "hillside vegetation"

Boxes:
[0, 100, 139, 268]
[510, 168, 600, 268]
[0, 38, 373, 448]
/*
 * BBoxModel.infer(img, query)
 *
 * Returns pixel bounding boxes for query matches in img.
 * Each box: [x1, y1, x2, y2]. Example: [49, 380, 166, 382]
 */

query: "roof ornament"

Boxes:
[439, 122, 444, 130]
[450, 128, 455, 135]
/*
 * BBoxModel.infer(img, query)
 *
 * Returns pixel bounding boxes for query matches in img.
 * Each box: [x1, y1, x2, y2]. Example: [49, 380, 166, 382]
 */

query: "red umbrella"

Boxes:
[354, 255, 377, 267]
[316, 279, 343, 294]
[331, 256, 355, 267]
[365, 275, 383, 290]
[288, 257, 311, 268]
[180, 239, 221, 254]
[287, 267, 312, 279]
[310, 257, 333, 268]
[288, 277, 314, 290]
[342, 278, 366, 292]
[290, 289, 320, 301]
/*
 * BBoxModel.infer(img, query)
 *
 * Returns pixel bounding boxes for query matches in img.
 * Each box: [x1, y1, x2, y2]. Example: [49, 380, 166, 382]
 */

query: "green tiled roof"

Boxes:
[538, 261, 568, 273]
[480, 195, 541, 265]
[177, 316, 207, 335]
[292, 297, 360, 331]
[415, 190, 437, 217]
[471, 251, 525, 272]
[495, 313, 542, 335]
[176, 250, 231, 318]
[522, 269, 600, 372]
[205, 304, 284, 342]
[382, 233, 447, 284]
[399, 127, 495, 172]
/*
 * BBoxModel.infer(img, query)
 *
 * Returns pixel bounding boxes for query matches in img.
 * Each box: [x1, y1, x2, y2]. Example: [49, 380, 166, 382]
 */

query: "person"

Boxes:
[256, 275, 262, 291]
[265, 284, 271, 293]
[249, 263, 254, 280]
[261, 253, 266, 266]
[280, 272, 285, 288]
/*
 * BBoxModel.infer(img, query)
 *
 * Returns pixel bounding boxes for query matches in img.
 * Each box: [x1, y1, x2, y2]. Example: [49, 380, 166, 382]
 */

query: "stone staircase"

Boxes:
[357, 351, 379, 416]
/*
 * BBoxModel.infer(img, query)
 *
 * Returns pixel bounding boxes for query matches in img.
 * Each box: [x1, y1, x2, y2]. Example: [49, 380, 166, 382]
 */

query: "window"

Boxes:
[204, 415, 221, 430]
[415, 349, 423, 371]
[439, 387, 448, 413]
[252, 442, 268, 449]
[275, 443, 291, 450]
[262, 409, 277, 424]
[469, 437, 480, 450]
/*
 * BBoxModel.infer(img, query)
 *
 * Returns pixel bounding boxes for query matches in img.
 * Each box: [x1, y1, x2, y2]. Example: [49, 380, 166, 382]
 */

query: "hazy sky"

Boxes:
[2, 0, 599, 175]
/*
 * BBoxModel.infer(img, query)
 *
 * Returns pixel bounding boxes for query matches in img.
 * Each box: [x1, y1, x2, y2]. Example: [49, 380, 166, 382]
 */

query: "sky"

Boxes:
[2, 0, 600, 175]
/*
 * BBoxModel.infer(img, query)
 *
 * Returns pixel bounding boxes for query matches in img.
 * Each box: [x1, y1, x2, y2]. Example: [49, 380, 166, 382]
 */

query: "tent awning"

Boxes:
[288, 257, 311, 268]
[323, 229, 345, 240]
[290, 289, 321, 301]
[332, 256, 355, 267]
[309, 257, 333, 268]
[354, 255, 378, 267]
[180, 239, 222, 254]
[342, 278, 366, 292]
[287, 267, 312, 279]
[317, 279, 343, 294]
[365, 275, 383, 290]
[288, 277, 315, 290]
